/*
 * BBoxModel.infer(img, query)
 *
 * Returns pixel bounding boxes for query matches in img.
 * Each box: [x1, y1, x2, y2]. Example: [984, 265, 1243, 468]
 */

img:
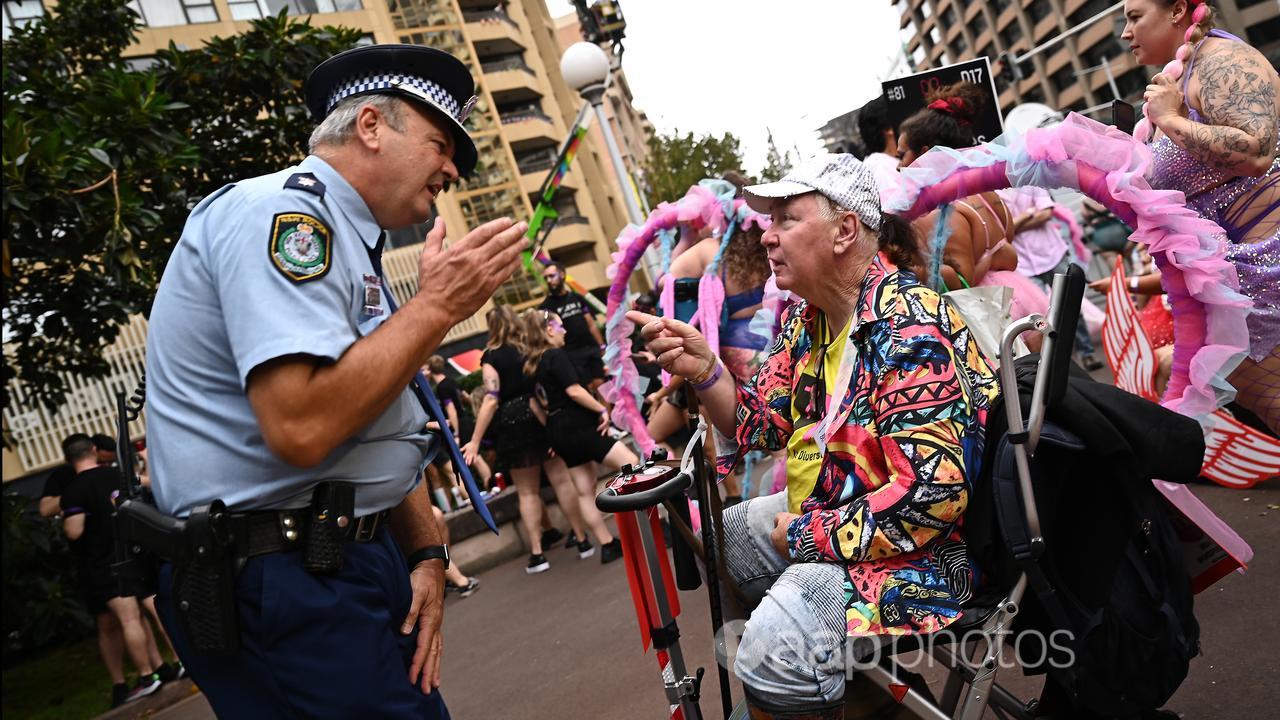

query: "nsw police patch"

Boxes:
[270, 212, 332, 283]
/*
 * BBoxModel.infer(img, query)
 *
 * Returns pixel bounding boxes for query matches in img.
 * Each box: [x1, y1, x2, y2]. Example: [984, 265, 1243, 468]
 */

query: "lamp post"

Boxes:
[560, 42, 647, 227]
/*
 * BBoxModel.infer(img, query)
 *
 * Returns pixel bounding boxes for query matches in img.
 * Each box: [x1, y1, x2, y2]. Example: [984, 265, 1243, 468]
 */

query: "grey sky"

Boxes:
[545, 1, 904, 176]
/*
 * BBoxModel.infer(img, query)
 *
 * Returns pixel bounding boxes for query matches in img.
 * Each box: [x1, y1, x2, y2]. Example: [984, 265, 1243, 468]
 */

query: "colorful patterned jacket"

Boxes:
[716, 252, 1000, 636]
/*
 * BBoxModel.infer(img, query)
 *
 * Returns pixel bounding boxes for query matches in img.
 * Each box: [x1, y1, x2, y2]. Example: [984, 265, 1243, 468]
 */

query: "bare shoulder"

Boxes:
[668, 237, 715, 278]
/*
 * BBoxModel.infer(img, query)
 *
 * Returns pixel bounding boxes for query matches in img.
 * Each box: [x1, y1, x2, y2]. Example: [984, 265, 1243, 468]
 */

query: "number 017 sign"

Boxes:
[881, 57, 1004, 144]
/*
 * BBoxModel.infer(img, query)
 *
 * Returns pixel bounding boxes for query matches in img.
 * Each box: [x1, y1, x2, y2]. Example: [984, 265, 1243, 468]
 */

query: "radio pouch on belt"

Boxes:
[303, 482, 355, 575]
[171, 501, 240, 654]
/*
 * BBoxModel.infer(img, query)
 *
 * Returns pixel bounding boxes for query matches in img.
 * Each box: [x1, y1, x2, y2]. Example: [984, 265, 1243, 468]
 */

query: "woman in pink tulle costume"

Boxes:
[1124, 0, 1280, 433]
[895, 80, 1051, 353]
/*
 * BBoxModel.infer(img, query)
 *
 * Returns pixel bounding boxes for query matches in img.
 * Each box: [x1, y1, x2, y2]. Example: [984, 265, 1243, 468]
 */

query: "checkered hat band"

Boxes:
[327, 72, 460, 121]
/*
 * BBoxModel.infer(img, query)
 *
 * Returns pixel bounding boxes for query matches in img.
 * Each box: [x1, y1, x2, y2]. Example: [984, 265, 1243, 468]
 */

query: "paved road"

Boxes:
[152, 480, 1276, 720]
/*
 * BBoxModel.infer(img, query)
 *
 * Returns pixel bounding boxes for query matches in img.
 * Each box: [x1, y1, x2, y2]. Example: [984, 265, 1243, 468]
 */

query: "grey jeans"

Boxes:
[722, 492, 850, 709]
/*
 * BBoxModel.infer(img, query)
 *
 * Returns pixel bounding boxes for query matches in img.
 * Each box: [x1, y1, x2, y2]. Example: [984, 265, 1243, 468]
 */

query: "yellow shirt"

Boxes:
[785, 313, 853, 514]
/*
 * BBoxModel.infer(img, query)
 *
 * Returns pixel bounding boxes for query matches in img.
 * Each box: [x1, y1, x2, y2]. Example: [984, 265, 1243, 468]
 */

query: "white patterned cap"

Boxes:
[743, 153, 883, 230]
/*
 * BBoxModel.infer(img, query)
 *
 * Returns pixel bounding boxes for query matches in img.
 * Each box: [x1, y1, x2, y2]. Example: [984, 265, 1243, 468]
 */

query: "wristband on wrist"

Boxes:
[406, 545, 449, 570]
[691, 360, 724, 391]
[688, 354, 716, 385]
[1129, 276, 1140, 291]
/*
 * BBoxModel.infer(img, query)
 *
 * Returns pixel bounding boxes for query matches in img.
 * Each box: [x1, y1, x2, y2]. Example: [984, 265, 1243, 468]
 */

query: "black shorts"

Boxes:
[567, 346, 605, 383]
[546, 406, 615, 468]
[79, 560, 147, 616]
[493, 395, 550, 470]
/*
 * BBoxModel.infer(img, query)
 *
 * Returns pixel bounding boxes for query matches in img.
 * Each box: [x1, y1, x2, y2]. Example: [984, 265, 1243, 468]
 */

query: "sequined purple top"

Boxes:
[1148, 29, 1280, 362]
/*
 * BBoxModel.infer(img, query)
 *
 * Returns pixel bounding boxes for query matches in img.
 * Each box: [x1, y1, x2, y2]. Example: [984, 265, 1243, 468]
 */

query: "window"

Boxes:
[929, 25, 941, 47]
[129, 0, 217, 27]
[3, 0, 43, 39]
[1082, 37, 1126, 67]
[1114, 67, 1149, 102]
[1245, 16, 1280, 46]
[994, 0, 1012, 11]
[389, 0, 455, 30]
[458, 186, 526, 228]
[492, 265, 543, 306]
[125, 56, 160, 72]
[952, 32, 967, 56]
[978, 42, 994, 61]
[457, 134, 516, 192]
[912, 44, 927, 67]
[1050, 65, 1075, 94]
[970, 11, 987, 37]
[229, 0, 361, 21]
[1023, 86, 1046, 104]
[941, 4, 956, 26]
[999, 20, 1022, 49]
[1068, 0, 1111, 27]
[1028, 0, 1051, 24]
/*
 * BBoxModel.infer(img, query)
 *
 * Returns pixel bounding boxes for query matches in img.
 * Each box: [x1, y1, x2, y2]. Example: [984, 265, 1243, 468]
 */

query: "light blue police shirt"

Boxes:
[146, 156, 433, 518]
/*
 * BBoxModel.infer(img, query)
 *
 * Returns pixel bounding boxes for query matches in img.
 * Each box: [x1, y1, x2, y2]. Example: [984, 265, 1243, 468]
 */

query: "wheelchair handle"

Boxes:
[596, 470, 692, 512]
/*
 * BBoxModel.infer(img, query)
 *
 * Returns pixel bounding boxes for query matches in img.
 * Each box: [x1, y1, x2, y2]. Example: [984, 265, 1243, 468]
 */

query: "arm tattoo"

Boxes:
[1175, 43, 1279, 173]
[484, 374, 499, 393]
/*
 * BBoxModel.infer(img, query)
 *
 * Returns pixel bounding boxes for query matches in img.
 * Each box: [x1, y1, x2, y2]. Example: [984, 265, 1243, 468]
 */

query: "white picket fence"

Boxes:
[3, 242, 488, 476]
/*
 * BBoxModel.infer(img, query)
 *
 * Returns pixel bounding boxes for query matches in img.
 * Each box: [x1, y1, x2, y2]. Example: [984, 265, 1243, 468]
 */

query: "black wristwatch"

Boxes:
[406, 545, 449, 570]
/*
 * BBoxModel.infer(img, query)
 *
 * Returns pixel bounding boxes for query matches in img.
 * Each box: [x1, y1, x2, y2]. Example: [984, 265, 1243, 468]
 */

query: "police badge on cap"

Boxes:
[305, 44, 480, 177]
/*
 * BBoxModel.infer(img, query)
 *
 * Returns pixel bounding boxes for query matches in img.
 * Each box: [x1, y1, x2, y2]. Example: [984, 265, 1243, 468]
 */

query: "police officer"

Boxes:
[144, 44, 527, 717]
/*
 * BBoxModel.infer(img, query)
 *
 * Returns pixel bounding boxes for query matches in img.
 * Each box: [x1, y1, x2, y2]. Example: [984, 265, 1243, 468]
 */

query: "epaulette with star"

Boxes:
[284, 172, 326, 198]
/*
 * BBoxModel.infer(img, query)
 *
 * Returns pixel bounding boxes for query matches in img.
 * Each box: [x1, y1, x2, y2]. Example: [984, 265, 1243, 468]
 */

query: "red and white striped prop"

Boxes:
[1101, 258, 1280, 489]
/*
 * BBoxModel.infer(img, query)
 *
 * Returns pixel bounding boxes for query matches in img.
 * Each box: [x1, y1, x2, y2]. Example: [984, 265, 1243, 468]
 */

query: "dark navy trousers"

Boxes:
[157, 527, 450, 719]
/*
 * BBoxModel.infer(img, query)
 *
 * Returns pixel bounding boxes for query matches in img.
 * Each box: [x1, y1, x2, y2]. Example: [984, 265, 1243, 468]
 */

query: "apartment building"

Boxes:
[2, 0, 639, 481]
[894, 0, 1279, 118]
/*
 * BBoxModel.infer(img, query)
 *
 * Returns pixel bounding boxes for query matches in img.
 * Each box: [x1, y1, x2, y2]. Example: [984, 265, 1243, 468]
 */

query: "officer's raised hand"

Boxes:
[418, 216, 528, 325]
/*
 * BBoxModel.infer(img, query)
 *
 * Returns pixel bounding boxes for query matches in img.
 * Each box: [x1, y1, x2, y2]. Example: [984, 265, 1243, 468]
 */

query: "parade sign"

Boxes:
[882, 57, 1004, 144]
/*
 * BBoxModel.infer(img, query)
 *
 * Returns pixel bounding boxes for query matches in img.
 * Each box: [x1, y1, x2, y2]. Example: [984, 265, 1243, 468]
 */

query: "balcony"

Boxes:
[501, 110, 558, 152]
[518, 154, 579, 197]
[543, 215, 595, 254]
[464, 9, 524, 56]
[482, 57, 541, 104]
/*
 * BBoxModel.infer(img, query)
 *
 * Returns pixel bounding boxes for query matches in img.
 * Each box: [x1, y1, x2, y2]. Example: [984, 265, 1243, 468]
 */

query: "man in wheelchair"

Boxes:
[631, 154, 1001, 719]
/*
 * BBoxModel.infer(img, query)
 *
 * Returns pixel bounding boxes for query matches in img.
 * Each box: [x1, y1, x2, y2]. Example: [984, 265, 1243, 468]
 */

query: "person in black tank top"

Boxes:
[463, 306, 595, 573]
[523, 309, 639, 564]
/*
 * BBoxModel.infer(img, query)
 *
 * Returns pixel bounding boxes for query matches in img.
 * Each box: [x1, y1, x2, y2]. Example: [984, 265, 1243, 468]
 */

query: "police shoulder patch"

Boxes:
[269, 212, 332, 283]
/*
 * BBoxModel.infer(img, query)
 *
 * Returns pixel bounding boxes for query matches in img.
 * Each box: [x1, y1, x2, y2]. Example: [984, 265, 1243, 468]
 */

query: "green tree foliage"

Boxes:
[2, 0, 361, 410]
[759, 128, 794, 182]
[642, 129, 745, 206]
[2, 493, 92, 660]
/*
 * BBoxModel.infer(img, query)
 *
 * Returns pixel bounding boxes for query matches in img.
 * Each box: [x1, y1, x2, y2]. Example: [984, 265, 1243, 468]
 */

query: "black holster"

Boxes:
[116, 499, 240, 655]
[302, 482, 355, 575]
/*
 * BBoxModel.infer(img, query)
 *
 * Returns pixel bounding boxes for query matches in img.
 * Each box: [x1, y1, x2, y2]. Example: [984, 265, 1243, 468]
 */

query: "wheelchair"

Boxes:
[600, 265, 1199, 719]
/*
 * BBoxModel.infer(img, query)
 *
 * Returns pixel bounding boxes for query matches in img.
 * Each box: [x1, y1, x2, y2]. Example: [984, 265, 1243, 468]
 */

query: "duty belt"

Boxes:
[229, 508, 389, 558]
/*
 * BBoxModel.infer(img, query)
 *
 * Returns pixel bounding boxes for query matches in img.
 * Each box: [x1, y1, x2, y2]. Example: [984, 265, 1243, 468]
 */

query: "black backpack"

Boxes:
[990, 424, 1200, 718]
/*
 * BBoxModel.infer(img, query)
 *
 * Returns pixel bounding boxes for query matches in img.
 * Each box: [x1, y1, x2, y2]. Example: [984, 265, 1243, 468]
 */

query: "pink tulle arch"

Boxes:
[600, 186, 730, 456]
[883, 113, 1250, 419]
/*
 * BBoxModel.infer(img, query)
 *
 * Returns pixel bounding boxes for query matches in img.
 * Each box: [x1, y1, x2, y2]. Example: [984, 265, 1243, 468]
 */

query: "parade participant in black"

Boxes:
[463, 305, 591, 572]
[59, 433, 162, 705]
[143, 44, 527, 717]
[524, 309, 632, 564]
[539, 261, 607, 394]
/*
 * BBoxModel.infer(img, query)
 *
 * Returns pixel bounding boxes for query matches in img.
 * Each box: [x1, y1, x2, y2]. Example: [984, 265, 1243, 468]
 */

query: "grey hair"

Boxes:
[308, 94, 408, 153]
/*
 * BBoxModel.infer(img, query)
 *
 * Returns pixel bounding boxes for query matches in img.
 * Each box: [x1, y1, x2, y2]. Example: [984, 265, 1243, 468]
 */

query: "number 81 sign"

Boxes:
[881, 56, 1004, 144]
